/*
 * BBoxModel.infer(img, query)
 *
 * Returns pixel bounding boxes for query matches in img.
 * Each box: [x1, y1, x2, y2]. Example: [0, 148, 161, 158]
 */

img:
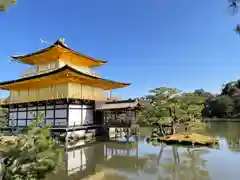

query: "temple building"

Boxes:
[0, 39, 132, 136]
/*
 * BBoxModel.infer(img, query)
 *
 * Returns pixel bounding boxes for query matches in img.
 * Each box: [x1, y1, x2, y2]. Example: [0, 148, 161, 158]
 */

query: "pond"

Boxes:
[46, 122, 240, 180]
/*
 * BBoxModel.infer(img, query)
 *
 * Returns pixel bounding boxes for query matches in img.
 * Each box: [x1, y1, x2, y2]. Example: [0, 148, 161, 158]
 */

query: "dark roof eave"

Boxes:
[0, 65, 131, 88]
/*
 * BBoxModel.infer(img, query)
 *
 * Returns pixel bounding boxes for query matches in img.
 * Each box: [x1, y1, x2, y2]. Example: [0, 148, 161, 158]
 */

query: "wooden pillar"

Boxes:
[7, 106, 10, 127]
[53, 100, 56, 127]
[114, 110, 117, 122]
[16, 105, 18, 128]
[26, 105, 28, 127]
[81, 100, 83, 125]
[66, 101, 69, 128]
[44, 102, 47, 125]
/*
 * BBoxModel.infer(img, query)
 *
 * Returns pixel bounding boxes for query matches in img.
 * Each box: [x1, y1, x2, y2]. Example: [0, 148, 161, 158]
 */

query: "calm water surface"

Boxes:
[47, 122, 240, 180]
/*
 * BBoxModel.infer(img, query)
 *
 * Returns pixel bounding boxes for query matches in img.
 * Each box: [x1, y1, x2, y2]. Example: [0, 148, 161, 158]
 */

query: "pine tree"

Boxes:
[141, 87, 206, 138]
[1, 113, 63, 180]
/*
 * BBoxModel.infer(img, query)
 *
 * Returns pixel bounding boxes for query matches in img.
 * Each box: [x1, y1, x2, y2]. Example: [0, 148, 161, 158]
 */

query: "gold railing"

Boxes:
[21, 68, 56, 77]
[90, 70, 99, 77]
[104, 95, 121, 101]
[22, 67, 99, 77]
[21, 68, 36, 77]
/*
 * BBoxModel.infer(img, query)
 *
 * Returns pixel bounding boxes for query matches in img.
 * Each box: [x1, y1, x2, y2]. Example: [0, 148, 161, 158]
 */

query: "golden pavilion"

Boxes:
[0, 39, 133, 134]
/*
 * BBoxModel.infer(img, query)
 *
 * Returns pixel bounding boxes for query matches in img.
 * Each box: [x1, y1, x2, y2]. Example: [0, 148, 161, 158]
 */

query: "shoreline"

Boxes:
[203, 118, 240, 122]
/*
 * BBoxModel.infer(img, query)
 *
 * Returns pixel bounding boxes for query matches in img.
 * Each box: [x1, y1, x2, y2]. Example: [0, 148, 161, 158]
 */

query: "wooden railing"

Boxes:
[105, 121, 132, 127]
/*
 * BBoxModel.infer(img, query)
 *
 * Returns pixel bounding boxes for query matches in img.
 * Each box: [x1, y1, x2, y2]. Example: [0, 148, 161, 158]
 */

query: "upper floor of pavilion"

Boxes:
[12, 38, 107, 78]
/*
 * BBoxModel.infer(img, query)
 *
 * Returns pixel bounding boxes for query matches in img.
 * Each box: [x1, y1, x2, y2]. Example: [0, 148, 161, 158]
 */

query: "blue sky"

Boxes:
[0, 0, 240, 99]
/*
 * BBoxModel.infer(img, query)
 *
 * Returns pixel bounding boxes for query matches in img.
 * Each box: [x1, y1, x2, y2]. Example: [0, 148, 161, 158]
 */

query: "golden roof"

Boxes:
[0, 65, 130, 90]
[12, 39, 108, 67]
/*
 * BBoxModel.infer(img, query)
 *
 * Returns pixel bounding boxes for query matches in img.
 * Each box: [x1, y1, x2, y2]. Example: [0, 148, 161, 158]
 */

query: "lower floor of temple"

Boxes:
[1, 98, 140, 135]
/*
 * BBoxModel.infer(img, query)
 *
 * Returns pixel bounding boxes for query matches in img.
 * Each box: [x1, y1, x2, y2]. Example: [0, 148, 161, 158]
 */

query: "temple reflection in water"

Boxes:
[46, 137, 148, 180]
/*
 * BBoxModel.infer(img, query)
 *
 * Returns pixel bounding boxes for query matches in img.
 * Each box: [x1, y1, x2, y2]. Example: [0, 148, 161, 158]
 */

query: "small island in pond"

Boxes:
[137, 87, 219, 147]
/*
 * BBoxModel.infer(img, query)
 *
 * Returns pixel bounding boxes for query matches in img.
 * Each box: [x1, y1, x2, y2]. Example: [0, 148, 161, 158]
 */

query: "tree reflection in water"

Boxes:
[207, 122, 240, 152]
[143, 145, 210, 180]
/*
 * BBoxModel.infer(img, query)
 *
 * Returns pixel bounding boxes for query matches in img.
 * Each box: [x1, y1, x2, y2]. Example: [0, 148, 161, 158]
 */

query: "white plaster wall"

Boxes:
[82, 109, 93, 125]
[68, 106, 82, 126]
[68, 105, 94, 126]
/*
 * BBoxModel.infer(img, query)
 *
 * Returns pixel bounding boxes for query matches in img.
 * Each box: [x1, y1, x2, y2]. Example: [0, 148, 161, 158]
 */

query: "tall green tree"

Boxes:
[209, 95, 234, 117]
[179, 93, 205, 132]
[145, 87, 184, 134]
[140, 87, 205, 134]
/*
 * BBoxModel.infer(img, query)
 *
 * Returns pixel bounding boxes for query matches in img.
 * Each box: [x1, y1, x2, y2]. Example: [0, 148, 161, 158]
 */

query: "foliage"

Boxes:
[0, 107, 7, 129]
[1, 113, 63, 180]
[228, 0, 240, 34]
[138, 80, 240, 124]
[138, 87, 205, 135]
[209, 95, 234, 117]
[136, 81, 240, 119]
[200, 80, 240, 118]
